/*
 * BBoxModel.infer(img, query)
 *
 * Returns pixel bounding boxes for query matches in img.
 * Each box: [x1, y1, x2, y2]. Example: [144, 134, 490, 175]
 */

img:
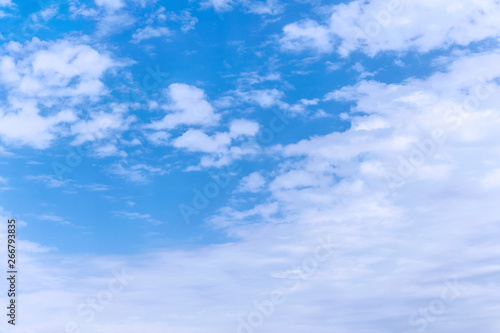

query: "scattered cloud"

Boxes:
[109, 162, 167, 183]
[113, 210, 163, 224]
[131, 26, 171, 43]
[148, 83, 220, 130]
[237, 171, 266, 193]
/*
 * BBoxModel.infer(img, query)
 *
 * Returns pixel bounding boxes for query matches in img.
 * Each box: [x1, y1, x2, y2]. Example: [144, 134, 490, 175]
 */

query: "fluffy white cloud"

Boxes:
[280, 19, 334, 53]
[0, 38, 123, 148]
[281, 0, 500, 56]
[237, 171, 266, 193]
[229, 119, 260, 138]
[172, 119, 260, 167]
[0, 102, 76, 148]
[149, 83, 220, 130]
[0, 39, 115, 100]
[173, 129, 231, 153]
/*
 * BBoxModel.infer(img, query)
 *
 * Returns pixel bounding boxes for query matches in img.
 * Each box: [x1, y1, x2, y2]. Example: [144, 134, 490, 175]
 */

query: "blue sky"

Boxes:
[1, 0, 500, 332]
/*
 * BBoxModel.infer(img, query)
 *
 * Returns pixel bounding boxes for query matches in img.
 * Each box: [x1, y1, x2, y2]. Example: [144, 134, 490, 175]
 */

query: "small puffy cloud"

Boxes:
[173, 129, 231, 153]
[229, 119, 259, 138]
[131, 26, 171, 43]
[149, 83, 220, 130]
[280, 19, 334, 53]
[171, 120, 260, 168]
[237, 172, 266, 193]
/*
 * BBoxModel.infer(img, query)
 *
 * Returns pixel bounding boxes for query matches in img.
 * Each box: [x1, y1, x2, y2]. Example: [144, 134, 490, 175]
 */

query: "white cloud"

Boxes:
[71, 105, 136, 145]
[131, 26, 171, 43]
[110, 162, 166, 183]
[201, 0, 282, 14]
[96, 12, 136, 36]
[280, 0, 500, 56]
[237, 171, 266, 193]
[0, 102, 77, 148]
[5, 47, 500, 333]
[167, 10, 198, 32]
[95, 0, 125, 10]
[93, 143, 127, 157]
[280, 19, 334, 53]
[149, 83, 220, 130]
[243, 0, 282, 15]
[0, 0, 13, 7]
[201, 0, 235, 12]
[4, 4, 500, 333]
[237, 71, 281, 86]
[237, 88, 285, 108]
[171, 119, 260, 168]
[0, 38, 122, 148]
[229, 119, 260, 138]
[37, 213, 73, 225]
[173, 129, 231, 153]
[146, 131, 170, 146]
[26, 175, 72, 188]
[113, 211, 163, 224]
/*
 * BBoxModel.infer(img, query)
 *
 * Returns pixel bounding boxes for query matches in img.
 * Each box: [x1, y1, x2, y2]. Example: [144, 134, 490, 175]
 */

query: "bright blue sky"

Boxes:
[1, 0, 500, 332]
